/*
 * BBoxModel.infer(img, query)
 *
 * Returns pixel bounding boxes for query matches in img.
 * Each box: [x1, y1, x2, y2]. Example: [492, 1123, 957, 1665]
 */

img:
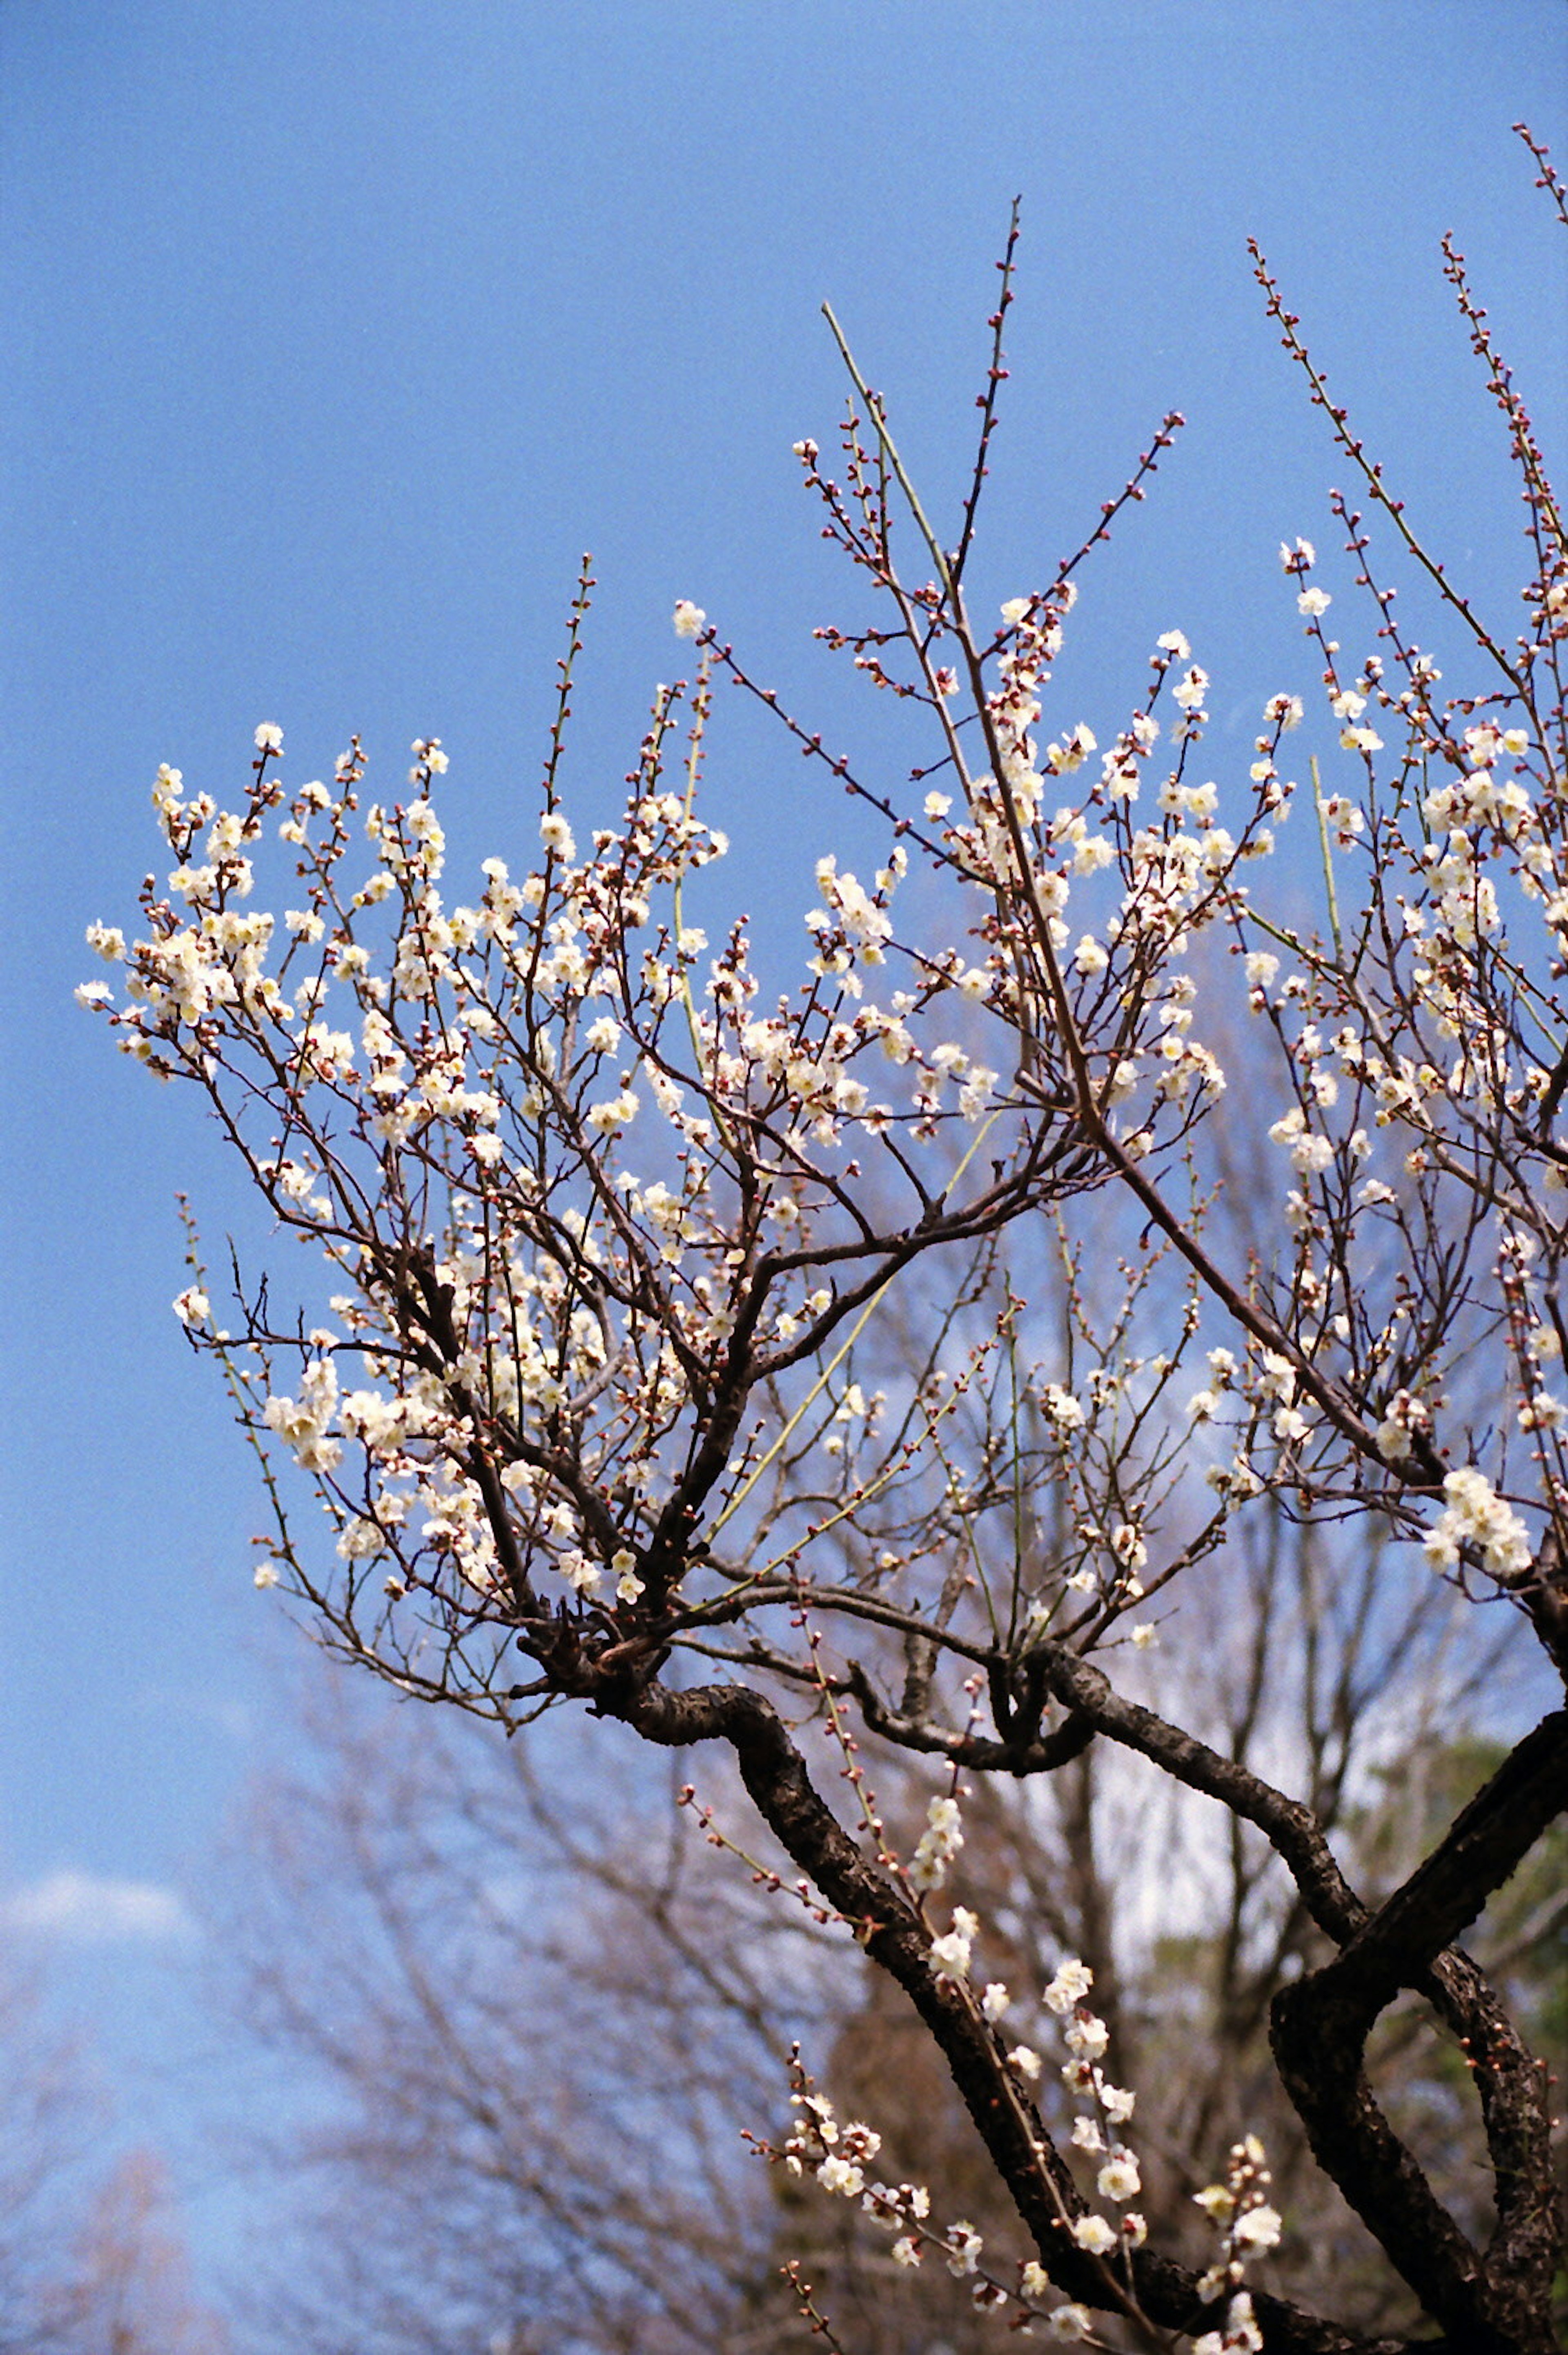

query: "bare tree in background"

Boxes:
[0, 1972, 224, 2354]
[88, 127, 1568, 2354]
[207, 1682, 817, 2354]
[39, 2150, 229, 2355]
[0, 1965, 98, 2353]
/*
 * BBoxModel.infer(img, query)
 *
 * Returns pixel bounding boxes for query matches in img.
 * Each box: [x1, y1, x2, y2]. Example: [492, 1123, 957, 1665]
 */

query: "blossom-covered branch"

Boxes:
[89, 129, 1568, 2354]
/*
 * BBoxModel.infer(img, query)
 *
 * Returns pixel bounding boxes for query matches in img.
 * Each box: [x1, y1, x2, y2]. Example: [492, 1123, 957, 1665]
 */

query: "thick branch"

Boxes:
[1424, 1948, 1561, 2339]
[1029, 1642, 1367, 1941]
[1328, 1712, 1568, 2012]
[1272, 1715, 1568, 2350]
[614, 1675, 1418, 2355]
[1032, 1649, 1566, 2347]
[846, 1656, 1097, 1774]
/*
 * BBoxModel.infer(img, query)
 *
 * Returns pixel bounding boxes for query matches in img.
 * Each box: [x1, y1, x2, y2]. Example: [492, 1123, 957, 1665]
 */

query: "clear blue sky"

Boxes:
[3, 0, 1565, 2311]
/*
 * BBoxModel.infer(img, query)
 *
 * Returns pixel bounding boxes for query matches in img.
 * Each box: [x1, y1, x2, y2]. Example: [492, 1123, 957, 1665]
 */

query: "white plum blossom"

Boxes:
[1044, 1958, 1093, 2014]
[816, 2153, 864, 2198]
[1192, 2295, 1265, 2355]
[1234, 2204, 1283, 2250]
[1065, 2012, 1110, 2060]
[1268, 1105, 1334, 1175]
[910, 1793, 965, 1892]
[1038, 1383, 1087, 1431]
[929, 1907, 979, 1984]
[944, 2221, 984, 2276]
[1422, 1466, 1532, 1580]
[539, 810, 577, 861]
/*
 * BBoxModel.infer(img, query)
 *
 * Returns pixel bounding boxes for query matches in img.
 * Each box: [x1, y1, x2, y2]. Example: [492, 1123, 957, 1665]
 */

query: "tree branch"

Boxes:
[616, 1675, 1425, 2355]
[1272, 1714, 1568, 2348]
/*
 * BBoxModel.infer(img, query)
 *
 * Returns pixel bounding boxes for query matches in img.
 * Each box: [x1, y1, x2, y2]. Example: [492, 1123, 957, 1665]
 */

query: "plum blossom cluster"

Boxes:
[773, 2066, 990, 2300]
[927, 1905, 980, 1984]
[78, 509, 1307, 1699]
[772, 1944, 1254, 2346]
[1038, 1961, 1147, 2275]
[908, 600, 1300, 1153]
[1198, 501, 1568, 1591]
[909, 1790, 965, 1892]
[1421, 1465, 1532, 1581]
[1189, 2137, 1283, 2353]
[81, 667, 1092, 1675]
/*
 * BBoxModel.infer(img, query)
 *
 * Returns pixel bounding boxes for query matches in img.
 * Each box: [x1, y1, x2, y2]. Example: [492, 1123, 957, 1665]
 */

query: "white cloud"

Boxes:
[2, 1869, 193, 1944]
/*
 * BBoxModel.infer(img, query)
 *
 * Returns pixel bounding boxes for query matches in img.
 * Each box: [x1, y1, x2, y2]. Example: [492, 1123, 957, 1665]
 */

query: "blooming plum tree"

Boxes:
[86, 135, 1568, 2353]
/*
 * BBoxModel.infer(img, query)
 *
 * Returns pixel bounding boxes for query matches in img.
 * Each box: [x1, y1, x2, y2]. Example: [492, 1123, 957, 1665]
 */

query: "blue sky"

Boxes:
[3, 0, 1566, 2313]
